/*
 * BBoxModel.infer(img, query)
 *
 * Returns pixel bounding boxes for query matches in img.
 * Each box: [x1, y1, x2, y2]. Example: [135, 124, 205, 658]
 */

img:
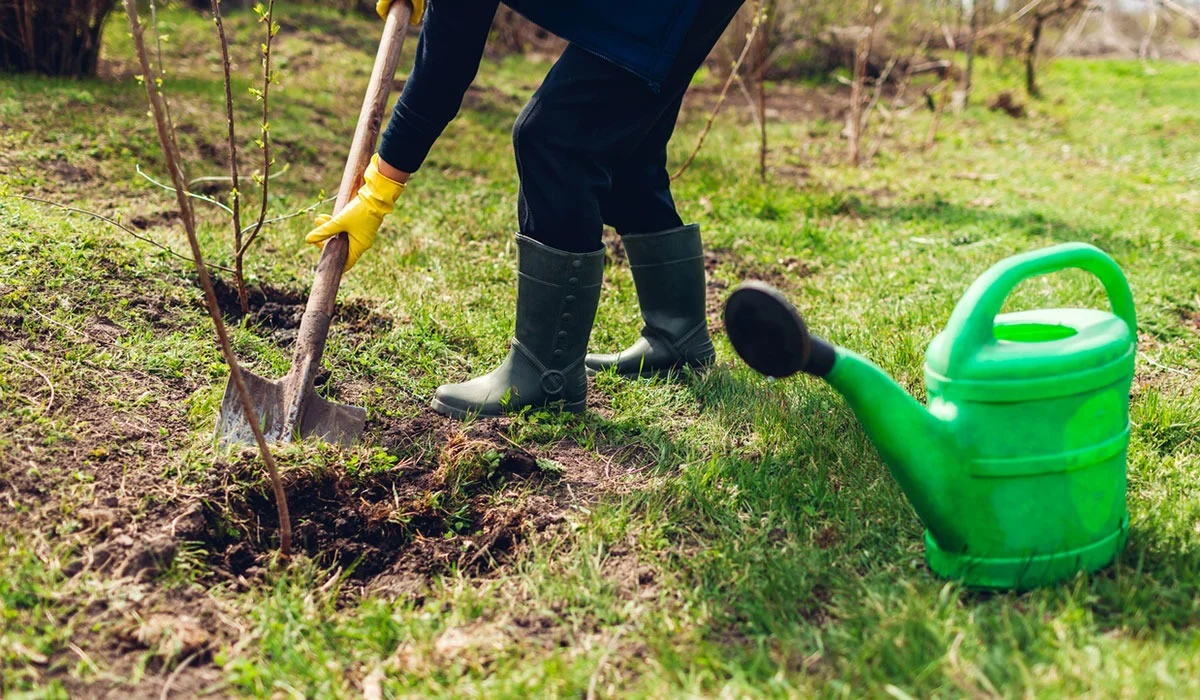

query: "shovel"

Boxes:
[216, 1, 414, 447]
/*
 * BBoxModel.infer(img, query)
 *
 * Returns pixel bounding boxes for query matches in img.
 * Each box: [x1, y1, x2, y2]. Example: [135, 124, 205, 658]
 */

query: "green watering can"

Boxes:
[723, 242, 1137, 590]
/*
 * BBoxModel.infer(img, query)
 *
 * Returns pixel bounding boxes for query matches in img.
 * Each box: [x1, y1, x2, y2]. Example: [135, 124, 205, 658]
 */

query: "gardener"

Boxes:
[306, 0, 744, 419]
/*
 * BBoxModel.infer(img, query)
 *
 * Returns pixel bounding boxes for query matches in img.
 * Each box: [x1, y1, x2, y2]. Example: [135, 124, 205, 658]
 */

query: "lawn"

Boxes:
[1, 6, 1198, 698]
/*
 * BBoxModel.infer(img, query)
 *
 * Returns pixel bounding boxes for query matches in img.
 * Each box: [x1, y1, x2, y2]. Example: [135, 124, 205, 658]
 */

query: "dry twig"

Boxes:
[6, 193, 235, 273]
[7, 354, 55, 416]
[671, 0, 764, 181]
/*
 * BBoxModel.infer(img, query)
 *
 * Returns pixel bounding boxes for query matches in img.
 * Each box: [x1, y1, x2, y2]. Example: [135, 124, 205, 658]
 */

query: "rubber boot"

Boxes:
[586, 224, 715, 378]
[432, 234, 605, 419]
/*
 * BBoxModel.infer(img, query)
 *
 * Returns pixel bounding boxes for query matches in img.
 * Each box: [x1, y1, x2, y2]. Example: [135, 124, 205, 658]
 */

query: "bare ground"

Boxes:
[0, 241, 659, 694]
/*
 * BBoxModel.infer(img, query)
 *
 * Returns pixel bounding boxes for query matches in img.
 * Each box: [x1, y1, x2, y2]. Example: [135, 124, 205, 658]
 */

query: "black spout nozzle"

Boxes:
[723, 281, 836, 379]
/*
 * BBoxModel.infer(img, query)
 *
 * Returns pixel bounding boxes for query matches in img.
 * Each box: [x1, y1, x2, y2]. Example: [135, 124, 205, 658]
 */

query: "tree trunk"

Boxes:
[1025, 16, 1045, 98]
[963, 4, 978, 108]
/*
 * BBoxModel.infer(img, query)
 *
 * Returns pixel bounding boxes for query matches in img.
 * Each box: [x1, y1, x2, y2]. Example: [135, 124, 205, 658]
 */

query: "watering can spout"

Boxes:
[821, 349, 965, 552]
[722, 281, 966, 553]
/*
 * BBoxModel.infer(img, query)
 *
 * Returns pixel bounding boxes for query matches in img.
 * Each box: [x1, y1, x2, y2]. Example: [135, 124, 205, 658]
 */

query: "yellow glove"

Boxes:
[376, 0, 425, 24]
[305, 154, 406, 272]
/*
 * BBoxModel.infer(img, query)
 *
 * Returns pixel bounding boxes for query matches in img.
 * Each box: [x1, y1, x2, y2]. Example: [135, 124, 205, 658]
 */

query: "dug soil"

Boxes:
[1, 248, 650, 694]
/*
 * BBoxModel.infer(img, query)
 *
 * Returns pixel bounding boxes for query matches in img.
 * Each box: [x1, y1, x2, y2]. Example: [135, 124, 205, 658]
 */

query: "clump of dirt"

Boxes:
[205, 276, 393, 347]
[602, 542, 659, 601]
[196, 410, 634, 596]
[127, 209, 180, 230]
[988, 91, 1027, 119]
[46, 156, 94, 184]
[1176, 307, 1200, 333]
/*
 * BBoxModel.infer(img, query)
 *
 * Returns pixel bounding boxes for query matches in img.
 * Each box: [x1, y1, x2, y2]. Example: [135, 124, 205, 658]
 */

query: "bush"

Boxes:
[0, 0, 117, 76]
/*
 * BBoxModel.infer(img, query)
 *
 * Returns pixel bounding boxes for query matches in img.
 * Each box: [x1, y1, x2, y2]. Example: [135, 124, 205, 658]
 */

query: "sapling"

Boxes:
[123, 0, 292, 556]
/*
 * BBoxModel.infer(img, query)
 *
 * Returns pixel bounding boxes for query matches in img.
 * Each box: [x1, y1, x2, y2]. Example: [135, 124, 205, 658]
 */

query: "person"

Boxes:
[306, 0, 745, 420]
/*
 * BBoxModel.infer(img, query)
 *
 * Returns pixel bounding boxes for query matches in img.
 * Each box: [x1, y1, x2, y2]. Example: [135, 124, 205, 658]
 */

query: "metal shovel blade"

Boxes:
[215, 369, 366, 448]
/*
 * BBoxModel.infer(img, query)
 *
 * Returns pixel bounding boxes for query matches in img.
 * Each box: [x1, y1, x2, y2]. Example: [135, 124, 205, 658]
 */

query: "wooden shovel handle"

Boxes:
[332, 2, 413, 213]
[289, 0, 413, 396]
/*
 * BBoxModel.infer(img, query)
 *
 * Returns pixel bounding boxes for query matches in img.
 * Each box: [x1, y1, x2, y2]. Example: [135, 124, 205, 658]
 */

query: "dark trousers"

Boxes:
[513, 0, 745, 253]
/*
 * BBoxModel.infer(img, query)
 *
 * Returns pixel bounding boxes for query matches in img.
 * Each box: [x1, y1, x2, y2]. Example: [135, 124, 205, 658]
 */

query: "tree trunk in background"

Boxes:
[963, 3, 977, 108]
[0, 0, 117, 76]
[1025, 14, 1045, 98]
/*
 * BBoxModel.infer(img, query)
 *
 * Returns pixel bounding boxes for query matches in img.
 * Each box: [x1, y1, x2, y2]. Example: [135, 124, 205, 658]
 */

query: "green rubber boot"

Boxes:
[432, 235, 604, 419]
[586, 224, 715, 378]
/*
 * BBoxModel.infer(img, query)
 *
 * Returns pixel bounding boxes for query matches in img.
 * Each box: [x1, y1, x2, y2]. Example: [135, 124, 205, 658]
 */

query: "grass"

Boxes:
[2, 6, 1199, 697]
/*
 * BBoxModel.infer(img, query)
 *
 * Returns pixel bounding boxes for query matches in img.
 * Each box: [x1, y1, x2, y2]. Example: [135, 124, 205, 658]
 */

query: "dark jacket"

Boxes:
[377, 0, 702, 173]
[505, 0, 700, 87]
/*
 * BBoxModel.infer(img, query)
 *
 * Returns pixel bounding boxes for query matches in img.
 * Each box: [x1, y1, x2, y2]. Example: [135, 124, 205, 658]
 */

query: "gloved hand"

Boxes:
[305, 154, 406, 272]
[376, 0, 425, 24]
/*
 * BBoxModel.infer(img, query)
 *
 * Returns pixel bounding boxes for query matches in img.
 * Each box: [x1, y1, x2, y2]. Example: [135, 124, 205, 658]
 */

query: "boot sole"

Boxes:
[430, 396, 587, 421]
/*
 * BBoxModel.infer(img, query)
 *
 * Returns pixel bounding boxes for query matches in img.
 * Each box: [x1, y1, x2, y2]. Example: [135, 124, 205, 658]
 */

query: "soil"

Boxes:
[988, 91, 1028, 119]
[206, 275, 393, 349]
[681, 82, 850, 126]
[1178, 307, 1200, 333]
[127, 209, 181, 231]
[3, 247, 648, 692]
[195, 409, 625, 599]
[702, 246, 815, 333]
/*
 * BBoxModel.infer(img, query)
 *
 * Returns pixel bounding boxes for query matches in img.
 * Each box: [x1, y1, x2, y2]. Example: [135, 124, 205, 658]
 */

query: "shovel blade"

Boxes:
[216, 370, 366, 448]
[299, 390, 367, 447]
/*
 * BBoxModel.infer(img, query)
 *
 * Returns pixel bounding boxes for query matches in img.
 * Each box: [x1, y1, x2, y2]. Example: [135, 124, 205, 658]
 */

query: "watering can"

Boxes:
[723, 242, 1137, 590]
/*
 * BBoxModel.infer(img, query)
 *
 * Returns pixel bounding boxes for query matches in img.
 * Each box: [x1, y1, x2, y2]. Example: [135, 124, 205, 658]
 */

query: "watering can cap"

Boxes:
[923, 243, 1137, 402]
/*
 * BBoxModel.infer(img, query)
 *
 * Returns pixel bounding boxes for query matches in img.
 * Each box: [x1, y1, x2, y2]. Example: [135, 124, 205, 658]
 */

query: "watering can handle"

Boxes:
[942, 242, 1137, 367]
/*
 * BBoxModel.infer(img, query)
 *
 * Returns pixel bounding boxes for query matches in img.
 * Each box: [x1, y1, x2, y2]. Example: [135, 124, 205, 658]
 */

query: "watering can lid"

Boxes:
[925, 308, 1135, 400]
[923, 243, 1137, 400]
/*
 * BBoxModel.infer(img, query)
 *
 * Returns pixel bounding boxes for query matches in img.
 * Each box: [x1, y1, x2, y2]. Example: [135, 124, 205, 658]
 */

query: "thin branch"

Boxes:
[239, 195, 335, 246]
[159, 652, 200, 700]
[756, 0, 771, 181]
[671, 0, 764, 181]
[6, 354, 55, 416]
[6, 193, 235, 273]
[1138, 351, 1194, 378]
[241, 0, 278, 255]
[188, 162, 289, 190]
[861, 55, 899, 136]
[124, 0, 291, 557]
[867, 33, 931, 160]
[211, 0, 243, 241]
[1161, 0, 1200, 31]
[732, 71, 763, 133]
[1139, 0, 1159, 61]
[848, 4, 881, 167]
[136, 164, 234, 214]
[976, 0, 1048, 38]
[149, 0, 183, 168]
[925, 78, 951, 150]
[210, 0, 249, 313]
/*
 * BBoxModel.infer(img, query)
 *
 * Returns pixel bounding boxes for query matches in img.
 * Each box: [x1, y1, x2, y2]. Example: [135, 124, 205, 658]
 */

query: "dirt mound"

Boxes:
[4, 231, 652, 691]
[194, 411, 630, 597]
[205, 275, 392, 347]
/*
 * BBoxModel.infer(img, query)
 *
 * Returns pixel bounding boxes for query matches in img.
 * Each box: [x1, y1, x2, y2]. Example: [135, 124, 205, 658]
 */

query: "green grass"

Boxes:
[2, 6, 1199, 698]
